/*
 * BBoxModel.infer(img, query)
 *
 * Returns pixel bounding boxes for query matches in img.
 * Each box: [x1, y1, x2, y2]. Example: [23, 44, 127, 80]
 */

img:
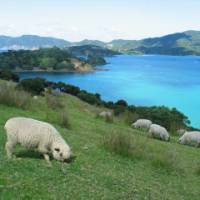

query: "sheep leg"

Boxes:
[43, 153, 50, 162]
[5, 141, 15, 159]
[38, 145, 52, 165]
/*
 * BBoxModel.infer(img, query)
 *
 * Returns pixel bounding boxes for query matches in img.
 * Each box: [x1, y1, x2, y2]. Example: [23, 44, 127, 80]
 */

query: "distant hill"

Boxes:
[0, 35, 71, 50]
[107, 30, 200, 55]
[67, 45, 119, 57]
[0, 31, 200, 55]
[0, 48, 93, 72]
[72, 39, 105, 47]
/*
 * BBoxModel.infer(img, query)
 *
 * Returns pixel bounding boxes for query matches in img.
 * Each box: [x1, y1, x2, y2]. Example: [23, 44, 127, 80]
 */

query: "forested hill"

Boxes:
[0, 48, 93, 72]
[107, 30, 200, 55]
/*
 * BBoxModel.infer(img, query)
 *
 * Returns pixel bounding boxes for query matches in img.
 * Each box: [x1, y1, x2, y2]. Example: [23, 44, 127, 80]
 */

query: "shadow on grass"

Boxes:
[16, 150, 77, 163]
[16, 150, 43, 160]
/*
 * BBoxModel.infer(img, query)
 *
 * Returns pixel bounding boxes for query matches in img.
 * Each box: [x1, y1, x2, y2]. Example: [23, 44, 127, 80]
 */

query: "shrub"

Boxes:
[45, 94, 64, 110]
[0, 82, 31, 109]
[105, 115, 114, 123]
[62, 84, 80, 95]
[0, 70, 19, 82]
[77, 91, 101, 105]
[115, 99, 128, 107]
[18, 78, 46, 95]
[58, 110, 70, 129]
[103, 131, 134, 157]
[113, 106, 126, 116]
[124, 111, 139, 125]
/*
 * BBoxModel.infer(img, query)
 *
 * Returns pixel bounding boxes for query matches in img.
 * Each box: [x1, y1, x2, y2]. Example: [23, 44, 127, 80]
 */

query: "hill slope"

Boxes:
[107, 30, 200, 55]
[0, 82, 200, 199]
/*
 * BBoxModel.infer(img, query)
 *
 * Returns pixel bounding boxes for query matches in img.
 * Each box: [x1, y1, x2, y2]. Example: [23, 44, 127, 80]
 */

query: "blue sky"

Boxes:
[0, 0, 200, 41]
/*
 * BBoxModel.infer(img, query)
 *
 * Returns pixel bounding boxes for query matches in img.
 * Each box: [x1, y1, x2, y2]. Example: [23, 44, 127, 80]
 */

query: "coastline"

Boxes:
[15, 67, 109, 74]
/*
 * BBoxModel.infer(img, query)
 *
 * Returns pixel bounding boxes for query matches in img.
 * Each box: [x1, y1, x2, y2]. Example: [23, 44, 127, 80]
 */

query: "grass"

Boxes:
[0, 81, 31, 109]
[0, 82, 200, 199]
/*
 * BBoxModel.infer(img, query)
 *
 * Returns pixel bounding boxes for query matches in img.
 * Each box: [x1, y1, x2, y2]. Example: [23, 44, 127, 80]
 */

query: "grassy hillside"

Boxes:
[0, 82, 200, 199]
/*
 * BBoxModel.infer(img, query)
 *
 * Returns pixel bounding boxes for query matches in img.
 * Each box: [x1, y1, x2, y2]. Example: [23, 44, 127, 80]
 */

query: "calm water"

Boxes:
[19, 55, 200, 128]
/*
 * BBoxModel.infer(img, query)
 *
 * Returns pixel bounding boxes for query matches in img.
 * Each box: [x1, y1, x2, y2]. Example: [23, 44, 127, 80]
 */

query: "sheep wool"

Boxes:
[4, 117, 71, 162]
[148, 124, 170, 141]
[179, 131, 200, 147]
[132, 119, 152, 130]
[177, 129, 186, 136]
[99, 111, 112, 118]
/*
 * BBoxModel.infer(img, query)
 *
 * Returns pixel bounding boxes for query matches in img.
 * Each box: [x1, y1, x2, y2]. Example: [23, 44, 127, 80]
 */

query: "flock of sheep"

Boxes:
[3, 114, 200, 163]
[132, 119, 200, 147]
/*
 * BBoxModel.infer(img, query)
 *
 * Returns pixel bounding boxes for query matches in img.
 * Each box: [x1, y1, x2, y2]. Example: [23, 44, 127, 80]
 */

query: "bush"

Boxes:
[18, 78, 46, 95]
[0, 82, 31, 109]
[103, 132, 134, 157]
[124, 111, 139, 125]
[58, 110, 70, 129]
[0, 70, 19, 82]
[77, 91, 101, 105]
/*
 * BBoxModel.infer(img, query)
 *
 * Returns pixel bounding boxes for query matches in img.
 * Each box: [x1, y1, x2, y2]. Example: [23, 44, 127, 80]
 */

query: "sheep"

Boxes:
[99, 111, 112, 118]
[4, 117, 72, 163]
[148, 124, 170, 141]
[132, 119, 152, 130]
[177, 129, 186, 136]
[179, 131, 200, 147]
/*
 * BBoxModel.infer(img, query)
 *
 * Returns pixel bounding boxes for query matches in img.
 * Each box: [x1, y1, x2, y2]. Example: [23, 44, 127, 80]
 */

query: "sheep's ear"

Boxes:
[55, 148, 60, 152]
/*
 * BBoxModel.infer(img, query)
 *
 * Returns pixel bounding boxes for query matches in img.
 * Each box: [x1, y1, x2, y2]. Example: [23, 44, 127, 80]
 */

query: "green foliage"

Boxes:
[87, 55, 106, 66]
[18, 78, 46, 95]
[77, 91, 102, 105]
[54, 60, 75, 70]
[0, 69, 19, 82]
[0, 47, 85, 71]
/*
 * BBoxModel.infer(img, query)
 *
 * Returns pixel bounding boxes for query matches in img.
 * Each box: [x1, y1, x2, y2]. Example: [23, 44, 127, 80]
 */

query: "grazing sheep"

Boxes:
[132, 119, 152, 130]
[99, 111, 112, 118]
[4, 117, 71, 162]
[148, 124, 170, 141]
[179, 131, 200, 147]
[33, 96, 38, 100]
[177, 129, 186, 136]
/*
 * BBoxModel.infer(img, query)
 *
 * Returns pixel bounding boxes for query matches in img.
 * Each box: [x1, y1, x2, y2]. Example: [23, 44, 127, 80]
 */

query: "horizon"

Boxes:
[0, 29, 200, 43]
[1, 0, 200, 42]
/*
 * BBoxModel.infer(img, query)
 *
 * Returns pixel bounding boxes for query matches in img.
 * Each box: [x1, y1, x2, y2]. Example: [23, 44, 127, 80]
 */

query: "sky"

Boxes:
[0, 0, 200, 41]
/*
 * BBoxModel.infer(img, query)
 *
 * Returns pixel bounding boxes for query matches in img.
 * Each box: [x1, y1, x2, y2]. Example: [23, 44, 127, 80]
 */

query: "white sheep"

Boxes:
[179, 131, 200, 147]
[177, 129, 186, 136]
[132, 119, 152, 130]
[99, 111, 112, 118]
[148, 124, 170, 141]
[4, 117, 72, 162]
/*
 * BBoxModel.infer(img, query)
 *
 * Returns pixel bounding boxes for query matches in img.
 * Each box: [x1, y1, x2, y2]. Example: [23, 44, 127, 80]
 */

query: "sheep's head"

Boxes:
[52, 142, 71, 162]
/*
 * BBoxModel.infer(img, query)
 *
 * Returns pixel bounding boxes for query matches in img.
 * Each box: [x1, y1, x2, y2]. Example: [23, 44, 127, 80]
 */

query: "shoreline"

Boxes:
[15, 67, 109, 74]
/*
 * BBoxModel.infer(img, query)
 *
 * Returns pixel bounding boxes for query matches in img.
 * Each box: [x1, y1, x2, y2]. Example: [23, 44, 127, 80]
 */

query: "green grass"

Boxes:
[0, 88, 200, 199]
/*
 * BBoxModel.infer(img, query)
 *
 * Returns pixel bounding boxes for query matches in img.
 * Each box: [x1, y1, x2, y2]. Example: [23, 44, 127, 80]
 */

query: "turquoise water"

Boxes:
[19, 55, 200, 128]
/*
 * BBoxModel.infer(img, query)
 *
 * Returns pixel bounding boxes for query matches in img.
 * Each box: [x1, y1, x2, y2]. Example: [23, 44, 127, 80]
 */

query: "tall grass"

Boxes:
[0, 82, 31, 109]
[45, 93, 64, 110]
[103, 131, 145, 158]
[58, 109, 70, 129]
[103, 131, 183, 173]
